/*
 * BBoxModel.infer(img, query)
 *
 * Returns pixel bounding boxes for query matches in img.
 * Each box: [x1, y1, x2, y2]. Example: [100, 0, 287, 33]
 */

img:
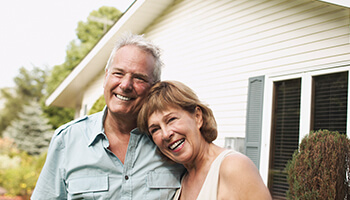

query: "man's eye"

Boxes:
[134, 76, 147, 83]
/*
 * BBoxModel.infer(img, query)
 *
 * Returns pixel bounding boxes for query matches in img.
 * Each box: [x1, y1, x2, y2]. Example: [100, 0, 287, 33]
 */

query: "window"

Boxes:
[266, 71, 349, 199]
[311, 72, 348, 134]
[268, 78, 301, 199]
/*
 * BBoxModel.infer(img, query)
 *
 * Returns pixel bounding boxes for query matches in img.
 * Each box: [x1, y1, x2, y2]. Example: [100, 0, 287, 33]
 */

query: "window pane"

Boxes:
[269, 78, 301, 200]
[312, 72, 348, 134]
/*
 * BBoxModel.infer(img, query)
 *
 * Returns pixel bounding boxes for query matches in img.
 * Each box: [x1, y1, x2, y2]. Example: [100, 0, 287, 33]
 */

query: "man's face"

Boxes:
[104, 45, 156, 119]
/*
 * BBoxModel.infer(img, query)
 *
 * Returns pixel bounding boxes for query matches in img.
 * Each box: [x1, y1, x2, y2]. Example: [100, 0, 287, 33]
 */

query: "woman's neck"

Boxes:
[184, 143, 223, 177]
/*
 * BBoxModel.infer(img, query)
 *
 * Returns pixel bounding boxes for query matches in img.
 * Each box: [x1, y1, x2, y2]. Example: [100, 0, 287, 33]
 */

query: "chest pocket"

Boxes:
[67, 175, 109, 200]
[147, 171, 181, 199]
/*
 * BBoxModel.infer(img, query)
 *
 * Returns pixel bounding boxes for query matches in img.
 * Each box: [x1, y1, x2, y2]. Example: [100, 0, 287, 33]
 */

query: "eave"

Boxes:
[46, 0, 174, 108]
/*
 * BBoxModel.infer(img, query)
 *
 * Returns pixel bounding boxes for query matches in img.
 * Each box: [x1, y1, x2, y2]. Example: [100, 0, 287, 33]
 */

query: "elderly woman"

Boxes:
[138, 81, 271, 200]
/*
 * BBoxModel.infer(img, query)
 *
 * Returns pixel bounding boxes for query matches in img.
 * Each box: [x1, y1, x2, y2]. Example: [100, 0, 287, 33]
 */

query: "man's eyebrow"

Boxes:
[110, 67, 124, 72]
[133, 73, 150, 79]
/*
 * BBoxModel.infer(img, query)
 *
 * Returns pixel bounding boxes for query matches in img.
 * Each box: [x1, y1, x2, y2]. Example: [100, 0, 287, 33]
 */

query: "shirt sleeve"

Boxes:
[31, 129, 67, 200]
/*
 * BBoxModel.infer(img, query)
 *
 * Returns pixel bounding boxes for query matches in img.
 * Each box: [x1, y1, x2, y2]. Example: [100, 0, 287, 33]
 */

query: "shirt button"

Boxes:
[125, 175, 129, 180]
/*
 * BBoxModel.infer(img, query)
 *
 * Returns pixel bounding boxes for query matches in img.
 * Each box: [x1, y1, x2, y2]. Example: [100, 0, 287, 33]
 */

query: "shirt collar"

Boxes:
[88, 106, 108, 146]
[88, 106, 143, 146]
[131, 127, 142, 135]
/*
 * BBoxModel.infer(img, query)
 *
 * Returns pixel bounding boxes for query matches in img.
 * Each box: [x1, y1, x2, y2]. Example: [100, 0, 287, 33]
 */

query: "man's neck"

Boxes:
[104, 111, 136, 135]
[103, 111, 136, 164]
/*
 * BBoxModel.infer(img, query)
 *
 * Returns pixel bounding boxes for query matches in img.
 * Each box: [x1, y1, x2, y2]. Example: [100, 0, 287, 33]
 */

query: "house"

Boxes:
[46, 0, 350, 198]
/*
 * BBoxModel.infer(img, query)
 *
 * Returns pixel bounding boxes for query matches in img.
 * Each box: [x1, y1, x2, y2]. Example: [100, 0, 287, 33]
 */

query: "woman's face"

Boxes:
[147, 106, 203, 165]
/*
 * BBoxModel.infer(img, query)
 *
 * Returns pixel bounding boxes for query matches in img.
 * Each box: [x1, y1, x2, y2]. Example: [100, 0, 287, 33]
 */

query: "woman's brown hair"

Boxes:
[138, 81, 217, 143]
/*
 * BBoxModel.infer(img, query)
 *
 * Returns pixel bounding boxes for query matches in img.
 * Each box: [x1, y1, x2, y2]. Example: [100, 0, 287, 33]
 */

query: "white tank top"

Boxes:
[173, 149, 239, 200]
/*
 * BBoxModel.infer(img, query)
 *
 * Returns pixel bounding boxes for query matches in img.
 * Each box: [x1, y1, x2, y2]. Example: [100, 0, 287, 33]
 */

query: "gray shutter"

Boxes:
[245, 76, 264, 169]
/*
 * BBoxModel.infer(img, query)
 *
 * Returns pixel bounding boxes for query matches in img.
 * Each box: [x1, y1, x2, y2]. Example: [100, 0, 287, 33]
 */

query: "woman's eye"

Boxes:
[149, 127, 159, 135]
[167, 117, 177, 123]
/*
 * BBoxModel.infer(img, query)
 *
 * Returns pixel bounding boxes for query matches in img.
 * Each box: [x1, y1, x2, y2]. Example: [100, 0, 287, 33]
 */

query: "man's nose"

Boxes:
[119, 75, 133, 91]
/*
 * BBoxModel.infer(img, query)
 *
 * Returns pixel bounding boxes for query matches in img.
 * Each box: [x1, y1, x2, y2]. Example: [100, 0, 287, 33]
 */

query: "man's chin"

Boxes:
[107, 107, 137, 118]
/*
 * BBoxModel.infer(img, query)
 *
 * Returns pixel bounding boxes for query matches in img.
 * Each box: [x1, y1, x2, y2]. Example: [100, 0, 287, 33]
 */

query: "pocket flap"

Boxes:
[68, 175, 109, 194]
[147, 172, 181, 189]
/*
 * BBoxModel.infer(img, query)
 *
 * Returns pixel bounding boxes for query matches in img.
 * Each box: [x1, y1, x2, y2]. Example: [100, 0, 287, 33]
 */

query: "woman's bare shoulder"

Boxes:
[220, 152, 256, 178]
[218, 151, 272, 200]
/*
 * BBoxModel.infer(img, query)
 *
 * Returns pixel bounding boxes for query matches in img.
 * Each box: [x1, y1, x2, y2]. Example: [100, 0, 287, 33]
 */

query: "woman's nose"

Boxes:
[162, 128, 174, 140]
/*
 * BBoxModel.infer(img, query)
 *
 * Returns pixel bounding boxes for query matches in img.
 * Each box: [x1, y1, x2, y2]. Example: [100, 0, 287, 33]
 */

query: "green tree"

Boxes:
[46, 6, 121, 94]
[0, 88, 21, 137]
[77, 6, 121, 42]
[41, 105, 75, 130]
[3, 101, 53, 155]
[0, 67, 48, 137]
[14, 67, 47, 101]
[88, 94, 106, 115]
[44, 6, 121, 128]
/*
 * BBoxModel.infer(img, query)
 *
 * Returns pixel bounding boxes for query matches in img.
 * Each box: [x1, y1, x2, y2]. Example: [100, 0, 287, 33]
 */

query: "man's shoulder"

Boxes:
[55, 115, 88, 135]
[55, 111, 103, 135]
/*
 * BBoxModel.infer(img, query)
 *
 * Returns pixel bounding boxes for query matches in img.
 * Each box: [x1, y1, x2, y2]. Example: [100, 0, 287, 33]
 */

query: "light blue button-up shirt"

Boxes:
[31, 107, 184, 200]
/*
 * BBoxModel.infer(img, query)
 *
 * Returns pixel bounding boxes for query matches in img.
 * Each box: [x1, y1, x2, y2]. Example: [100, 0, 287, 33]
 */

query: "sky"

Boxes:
[0, 0, 134, 88]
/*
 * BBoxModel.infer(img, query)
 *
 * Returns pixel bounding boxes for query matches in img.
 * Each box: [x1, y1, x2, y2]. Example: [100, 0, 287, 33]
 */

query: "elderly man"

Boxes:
[32, 34, 184, 200]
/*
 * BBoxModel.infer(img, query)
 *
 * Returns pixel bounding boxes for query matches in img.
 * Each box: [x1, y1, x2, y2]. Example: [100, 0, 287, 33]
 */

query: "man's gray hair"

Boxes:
[105, 33, 163, 83]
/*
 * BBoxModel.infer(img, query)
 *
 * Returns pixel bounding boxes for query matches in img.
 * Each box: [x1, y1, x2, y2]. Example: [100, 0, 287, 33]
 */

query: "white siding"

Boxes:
[80, 71, 105, 116]
[144, 0, 350, 146]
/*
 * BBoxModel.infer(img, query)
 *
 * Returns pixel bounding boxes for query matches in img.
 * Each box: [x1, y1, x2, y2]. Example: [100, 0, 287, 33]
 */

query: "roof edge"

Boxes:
[46, 0, 174, 108]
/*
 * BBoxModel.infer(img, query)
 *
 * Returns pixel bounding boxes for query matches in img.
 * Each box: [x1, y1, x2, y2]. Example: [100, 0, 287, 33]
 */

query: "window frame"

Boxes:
[268, 78, 302, 199]
[259, 65, 350, 185]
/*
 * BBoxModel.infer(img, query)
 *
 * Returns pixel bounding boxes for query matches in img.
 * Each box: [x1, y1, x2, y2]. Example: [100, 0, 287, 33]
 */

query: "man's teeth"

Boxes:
[169, 139, 185, 150]
[116, 94, 131, 101]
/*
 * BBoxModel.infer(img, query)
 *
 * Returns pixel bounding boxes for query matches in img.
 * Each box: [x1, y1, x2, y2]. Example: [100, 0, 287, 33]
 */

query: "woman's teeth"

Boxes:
[169, 139, 185, 150]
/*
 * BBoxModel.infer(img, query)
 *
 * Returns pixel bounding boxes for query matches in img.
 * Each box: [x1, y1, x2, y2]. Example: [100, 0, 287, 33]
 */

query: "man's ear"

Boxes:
[195, 106, 203, 129]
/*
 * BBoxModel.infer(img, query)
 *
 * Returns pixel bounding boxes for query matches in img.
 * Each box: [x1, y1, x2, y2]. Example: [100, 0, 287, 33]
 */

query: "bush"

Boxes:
[88, 95, 105, 115]
[286, 130, 350, 199]
[0, 138, 46, 199]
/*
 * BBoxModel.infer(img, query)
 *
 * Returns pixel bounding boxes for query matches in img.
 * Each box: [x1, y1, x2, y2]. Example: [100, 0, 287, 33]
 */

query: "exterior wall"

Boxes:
[76, 0, 350, 184]
[142, 0, 350, 148]
[79, 71, 105, 117]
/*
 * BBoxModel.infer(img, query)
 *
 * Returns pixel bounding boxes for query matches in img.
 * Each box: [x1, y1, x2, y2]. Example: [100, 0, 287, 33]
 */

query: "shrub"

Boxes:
[88, 95, 105, 115]
[286, 130, 350, 199]
[0, 138, 46, 199]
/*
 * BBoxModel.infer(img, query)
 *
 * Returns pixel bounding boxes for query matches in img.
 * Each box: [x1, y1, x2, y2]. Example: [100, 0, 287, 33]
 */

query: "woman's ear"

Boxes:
[195, 106, 203, 129]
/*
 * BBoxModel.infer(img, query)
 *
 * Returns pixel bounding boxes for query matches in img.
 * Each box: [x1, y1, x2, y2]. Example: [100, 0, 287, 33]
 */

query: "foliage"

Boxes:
[3, 101, 53, 155]
[88, 95, 105, 115]
[41, 104, 74, 130]
[46, 6, 121, 95]
[0, 138, 46, 199]
[0, 88, 20, 137]
[286, 130, 350, 199]
[44, 6, 121, 129]
[0, 137, 20, 161]
[77, 6, 121, 42]
[14, 67, 47, 101]
[0, 7, 122, 198]
[0, 67, 48, 137]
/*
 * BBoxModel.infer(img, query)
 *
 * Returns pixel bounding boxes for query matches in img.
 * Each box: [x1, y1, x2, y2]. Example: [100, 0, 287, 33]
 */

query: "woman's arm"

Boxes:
[217, 153, 272, 200]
